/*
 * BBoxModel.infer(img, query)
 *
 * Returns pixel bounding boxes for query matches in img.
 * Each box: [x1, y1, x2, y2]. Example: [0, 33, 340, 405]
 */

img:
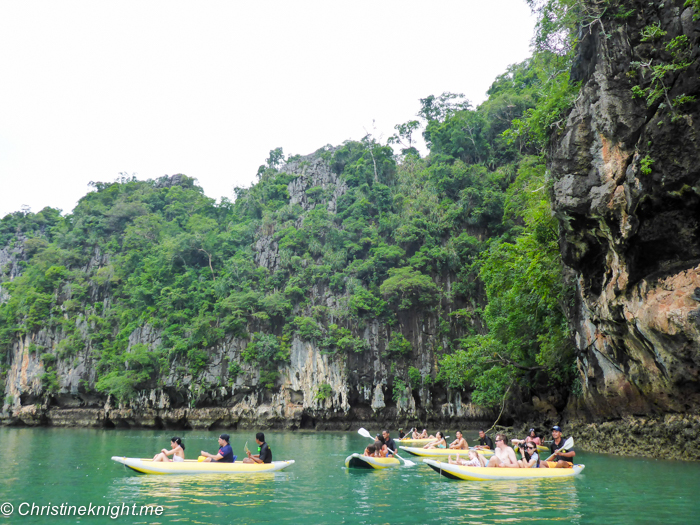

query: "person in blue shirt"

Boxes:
[200, 434, 235, 463]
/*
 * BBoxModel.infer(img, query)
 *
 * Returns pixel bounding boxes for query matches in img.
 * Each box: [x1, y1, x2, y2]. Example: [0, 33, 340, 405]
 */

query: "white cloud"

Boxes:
[0, 0, 535, 217]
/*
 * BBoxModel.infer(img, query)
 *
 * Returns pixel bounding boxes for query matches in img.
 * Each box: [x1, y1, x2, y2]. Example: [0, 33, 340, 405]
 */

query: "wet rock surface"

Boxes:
[550, 0, 700, 457]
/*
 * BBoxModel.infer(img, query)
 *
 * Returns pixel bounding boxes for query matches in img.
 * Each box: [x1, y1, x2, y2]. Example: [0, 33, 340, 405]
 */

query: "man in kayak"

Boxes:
[474, 429, 493, 450]
[448, 430, 469, 450]
[243, 432, 272, 464]
[540, 426, 575, 468]
[486, 433, 520, 468]
[382, 430, 397, 457]
[200, 434, 235, 462]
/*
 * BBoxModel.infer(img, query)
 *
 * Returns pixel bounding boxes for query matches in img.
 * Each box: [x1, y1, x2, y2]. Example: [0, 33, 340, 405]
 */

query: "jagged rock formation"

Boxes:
[1, 157, 493, 430]
[550, 0, 700, 456]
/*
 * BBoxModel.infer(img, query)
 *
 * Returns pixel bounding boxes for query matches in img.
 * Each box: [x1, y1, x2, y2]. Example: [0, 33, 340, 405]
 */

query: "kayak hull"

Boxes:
[400, 446, 493, 459]
[395, 438, 434, 446]
[111, 456, 294, 475]
[423, 459, 585, 480]
[345, 453, 400, 470]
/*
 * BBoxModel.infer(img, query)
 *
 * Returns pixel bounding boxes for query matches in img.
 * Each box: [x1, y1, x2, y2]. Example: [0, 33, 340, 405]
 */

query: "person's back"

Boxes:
[258, 441, 272, 463]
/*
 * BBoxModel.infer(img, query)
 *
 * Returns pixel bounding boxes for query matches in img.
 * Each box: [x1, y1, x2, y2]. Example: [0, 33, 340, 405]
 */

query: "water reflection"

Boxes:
[2, 428, 698, 525]
[427, 476, 582, 524]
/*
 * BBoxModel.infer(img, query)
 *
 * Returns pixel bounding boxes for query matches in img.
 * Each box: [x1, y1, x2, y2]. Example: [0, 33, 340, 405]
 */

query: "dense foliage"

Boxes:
[0, 0, 590, 408]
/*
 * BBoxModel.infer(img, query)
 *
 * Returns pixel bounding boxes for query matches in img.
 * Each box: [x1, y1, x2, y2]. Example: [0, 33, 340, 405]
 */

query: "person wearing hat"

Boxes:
[200, 434, 235, 463]
[540, 426, 575, 468]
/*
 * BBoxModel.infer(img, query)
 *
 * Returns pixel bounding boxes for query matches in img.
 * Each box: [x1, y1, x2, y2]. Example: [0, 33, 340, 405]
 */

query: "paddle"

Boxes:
[358, 428, 416, 467]
[543, 436, 574, 462]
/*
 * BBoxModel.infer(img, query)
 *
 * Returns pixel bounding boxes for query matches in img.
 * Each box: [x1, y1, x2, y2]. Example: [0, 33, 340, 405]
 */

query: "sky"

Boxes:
[0, 1, 536, 218]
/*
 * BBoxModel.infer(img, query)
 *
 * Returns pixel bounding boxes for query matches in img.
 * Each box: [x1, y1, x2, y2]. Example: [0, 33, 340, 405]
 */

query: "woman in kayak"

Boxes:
[513, 428, 542, 447]
[423, 431, 447, 449]
[374, 434, 388, 457]
[449, 449, 486, 467]
[518, 442, 540, 468]
[153, 437, 185, 462]
[363, 444, 377, 457]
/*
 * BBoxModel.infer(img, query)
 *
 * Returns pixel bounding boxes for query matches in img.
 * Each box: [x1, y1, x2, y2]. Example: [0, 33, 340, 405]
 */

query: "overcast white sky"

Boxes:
[0, 1, 536, 218]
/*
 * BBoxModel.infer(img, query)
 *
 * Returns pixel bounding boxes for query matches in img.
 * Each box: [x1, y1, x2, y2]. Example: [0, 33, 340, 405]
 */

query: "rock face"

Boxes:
[550, 0, 700, 442]
[1, 160, 493, 431]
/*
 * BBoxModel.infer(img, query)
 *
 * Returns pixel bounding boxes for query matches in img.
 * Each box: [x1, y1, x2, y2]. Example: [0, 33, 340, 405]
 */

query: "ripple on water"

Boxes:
[1, 429, 699, 525]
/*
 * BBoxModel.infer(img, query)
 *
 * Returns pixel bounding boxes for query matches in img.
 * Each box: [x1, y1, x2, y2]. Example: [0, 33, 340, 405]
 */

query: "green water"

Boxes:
[0, 428, 698, 524]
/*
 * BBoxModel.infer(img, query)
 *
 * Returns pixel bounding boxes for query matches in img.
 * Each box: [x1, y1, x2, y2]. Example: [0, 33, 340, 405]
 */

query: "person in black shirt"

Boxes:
[540, 426, 575, 468]
[474, 429, 494, 450]
[382, 430, 397, 457]
[244, 432, 272, 464]
[398, 428, 405, 439]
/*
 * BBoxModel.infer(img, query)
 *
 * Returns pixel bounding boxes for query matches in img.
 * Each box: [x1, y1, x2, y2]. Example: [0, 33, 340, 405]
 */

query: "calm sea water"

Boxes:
[0, 427, 698, 524]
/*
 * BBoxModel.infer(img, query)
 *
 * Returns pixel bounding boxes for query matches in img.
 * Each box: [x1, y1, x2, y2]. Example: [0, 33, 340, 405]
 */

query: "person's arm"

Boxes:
[555, 448, 575, 460]
[246, 450, 262, 463]
[201, 450, 223, 461]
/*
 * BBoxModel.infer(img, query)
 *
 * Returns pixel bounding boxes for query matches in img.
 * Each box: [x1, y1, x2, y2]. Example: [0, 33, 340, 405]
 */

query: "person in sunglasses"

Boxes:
[518, 442, 540, 468]
[486, 433, 520, 468]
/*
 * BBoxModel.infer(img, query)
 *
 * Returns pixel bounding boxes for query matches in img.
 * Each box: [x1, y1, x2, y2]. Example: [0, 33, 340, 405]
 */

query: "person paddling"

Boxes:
[540, 426, 575, 468]
[382, 430, 397, 457]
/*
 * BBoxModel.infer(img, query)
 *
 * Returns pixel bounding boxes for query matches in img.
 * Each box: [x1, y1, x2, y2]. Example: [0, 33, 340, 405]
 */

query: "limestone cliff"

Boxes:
[1, 154, 493, 430]
[550, 0, 700, 456]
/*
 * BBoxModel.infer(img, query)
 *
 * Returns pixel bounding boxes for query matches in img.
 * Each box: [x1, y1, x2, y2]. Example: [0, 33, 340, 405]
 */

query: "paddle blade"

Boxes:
[358, 428, 373, 440]
[402, 458, 416, 467]
[562, 437, 574, 451]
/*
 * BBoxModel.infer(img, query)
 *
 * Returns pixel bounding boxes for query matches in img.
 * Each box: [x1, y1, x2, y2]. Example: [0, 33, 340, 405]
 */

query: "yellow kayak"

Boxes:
[399, 446, 494, 459]
[423, 459, 585, 480]
[395, 438, 435, 446]
[344, 453, 400, 470]
[111, 456, 295, 475]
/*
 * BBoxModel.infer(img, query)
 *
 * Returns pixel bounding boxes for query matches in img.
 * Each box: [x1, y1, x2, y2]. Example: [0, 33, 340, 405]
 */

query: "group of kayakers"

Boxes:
[149, 425, 575, 470]
[448, 426, 575, 469]
[152, 432, 272, 464]
[364, 430, 398, 457]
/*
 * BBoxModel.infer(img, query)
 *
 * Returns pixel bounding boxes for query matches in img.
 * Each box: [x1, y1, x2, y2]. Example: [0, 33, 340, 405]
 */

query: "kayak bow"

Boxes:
[344, 453, 401, 469]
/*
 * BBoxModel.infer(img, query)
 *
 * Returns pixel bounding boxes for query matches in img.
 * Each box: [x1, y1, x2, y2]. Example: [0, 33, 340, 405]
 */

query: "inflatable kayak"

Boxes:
[344, 453, 400, 469]
[423, 459, 585, 480]
[111, 456, 295, 475]
[395, 438, 434, 446]
[399, 446, 494, 459]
